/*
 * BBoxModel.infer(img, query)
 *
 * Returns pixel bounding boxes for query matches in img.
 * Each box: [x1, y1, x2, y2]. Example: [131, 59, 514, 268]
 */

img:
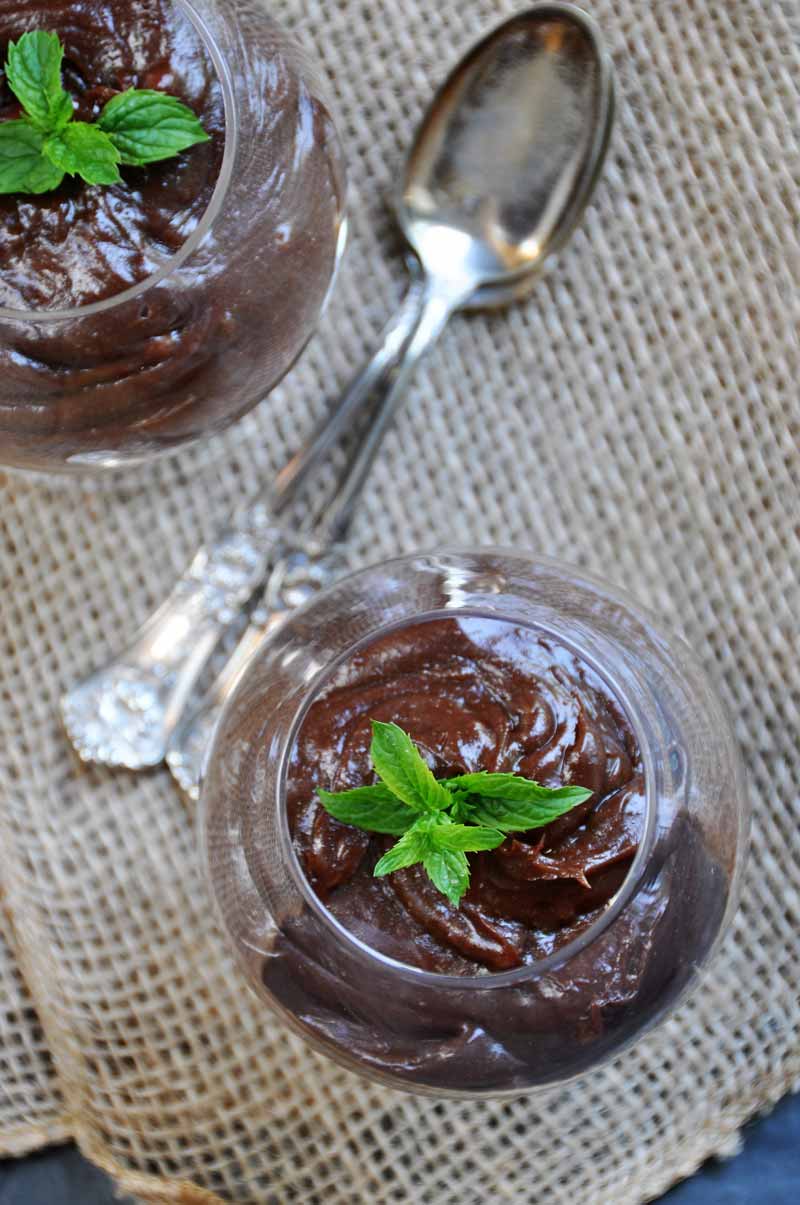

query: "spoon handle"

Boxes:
[318, 272, 471, 544]
[271, 269, 428, 504]
[60, 507, 289, 770]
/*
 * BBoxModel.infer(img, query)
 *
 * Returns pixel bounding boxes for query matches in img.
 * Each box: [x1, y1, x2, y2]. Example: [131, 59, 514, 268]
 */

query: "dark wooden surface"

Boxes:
[1, 1092, 798, 1203]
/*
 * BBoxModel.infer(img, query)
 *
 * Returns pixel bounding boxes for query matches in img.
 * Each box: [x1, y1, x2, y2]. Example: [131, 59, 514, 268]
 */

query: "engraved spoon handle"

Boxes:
[166, 545, 349, 798]
[61, 278, 430, 770]
[61, 508, 288, 769]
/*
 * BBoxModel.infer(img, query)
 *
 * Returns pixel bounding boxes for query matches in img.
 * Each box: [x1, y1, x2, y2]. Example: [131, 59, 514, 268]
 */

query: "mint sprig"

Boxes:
[316, 720, 592, 907]
[0, 30, 209, 196]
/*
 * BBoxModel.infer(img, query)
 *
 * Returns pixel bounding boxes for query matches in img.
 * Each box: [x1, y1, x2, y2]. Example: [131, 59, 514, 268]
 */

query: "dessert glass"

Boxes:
[0, 0, 346, 474]
[201, 549, 749, 1097]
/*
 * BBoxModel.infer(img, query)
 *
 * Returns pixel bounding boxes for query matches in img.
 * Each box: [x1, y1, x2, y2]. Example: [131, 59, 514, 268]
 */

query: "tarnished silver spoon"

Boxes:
[63, 3, 613, 773]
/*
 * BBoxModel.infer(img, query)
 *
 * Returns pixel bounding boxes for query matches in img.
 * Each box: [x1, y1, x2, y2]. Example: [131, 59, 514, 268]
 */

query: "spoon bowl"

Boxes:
[399, 3, 614, 301]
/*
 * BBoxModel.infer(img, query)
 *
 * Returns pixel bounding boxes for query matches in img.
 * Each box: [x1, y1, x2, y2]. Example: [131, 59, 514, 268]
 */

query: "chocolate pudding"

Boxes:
[287, 617, 645, 974]
[0, 0, 344, 470]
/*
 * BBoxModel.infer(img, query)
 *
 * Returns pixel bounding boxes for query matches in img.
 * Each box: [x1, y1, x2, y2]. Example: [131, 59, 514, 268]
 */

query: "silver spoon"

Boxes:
[164, 3, 615, 798]
[63, 3, 613, 773]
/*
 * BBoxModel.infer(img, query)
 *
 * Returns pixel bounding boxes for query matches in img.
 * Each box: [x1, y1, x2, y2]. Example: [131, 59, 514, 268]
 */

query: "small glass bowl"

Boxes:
[201, 549, 749, 1097]
[0, 0, 346, 473]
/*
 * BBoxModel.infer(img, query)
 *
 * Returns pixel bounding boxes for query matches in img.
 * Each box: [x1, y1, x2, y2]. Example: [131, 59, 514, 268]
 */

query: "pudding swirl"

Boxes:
[288, 616, 645, 973]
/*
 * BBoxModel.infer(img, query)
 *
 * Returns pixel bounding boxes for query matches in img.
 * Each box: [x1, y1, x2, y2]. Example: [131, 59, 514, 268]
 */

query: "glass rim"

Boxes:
[272, 559, 659, 991]
[0, 0, 238, 325]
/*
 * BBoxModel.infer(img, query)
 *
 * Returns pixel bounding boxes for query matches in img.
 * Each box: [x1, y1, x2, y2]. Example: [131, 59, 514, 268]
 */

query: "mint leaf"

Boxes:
[443, 771, 586, 802]
[98, 89, 210, 166]
[44, 123, 121, 186]
[422, 849, 470, 907]
[373, 819, 431, 877]
[0, 121, 47, 194]
[370, 721, 452, 813]
[317, 784, 416, 835]
[447, 789, 474, 823]
[431, 823, 505, 853]
[6, 32, 73, 133]
[461, 788, 593, 833]
[22, 154, 65, 194]
[444, 771, 592, 829]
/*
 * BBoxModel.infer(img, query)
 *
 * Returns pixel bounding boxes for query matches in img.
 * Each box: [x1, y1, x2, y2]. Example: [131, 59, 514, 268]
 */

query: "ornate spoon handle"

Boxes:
[166, 544, 348, 799]
[62, 505, 286, 769]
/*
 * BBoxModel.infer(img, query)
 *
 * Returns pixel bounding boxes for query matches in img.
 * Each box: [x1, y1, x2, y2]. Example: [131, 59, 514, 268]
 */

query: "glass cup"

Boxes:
[0, 0, 346, 474]
[201, 549, 749, 1097]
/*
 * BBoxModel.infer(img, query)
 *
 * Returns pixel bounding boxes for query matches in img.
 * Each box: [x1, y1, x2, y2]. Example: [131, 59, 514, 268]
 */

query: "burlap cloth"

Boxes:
[1, 0, 798, 1200]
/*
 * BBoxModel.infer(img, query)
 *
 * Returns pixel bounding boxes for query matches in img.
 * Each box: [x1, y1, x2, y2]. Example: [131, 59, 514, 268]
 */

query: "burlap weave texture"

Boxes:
[1, 0, 799, 1201]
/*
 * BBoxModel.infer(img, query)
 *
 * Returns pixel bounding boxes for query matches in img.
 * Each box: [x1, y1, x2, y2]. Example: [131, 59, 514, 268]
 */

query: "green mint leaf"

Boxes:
[370, 721, 452, 813]
[98, 89, 210, 166]
[444, 771, 582, 801]
[431, 823, 505, 853]
[445, 772, 592, 821]
[447, 789, 474, 823]
[0, 120, 46, 194]
[373, 818, 431, 877]
[6, 32, 73, 132]
[317, 784, 416, 836]
[44, 123, 121, 186]
[422, 848, 470, 907]
[22, 154, 65, 194]
[459, 788, 593, 833]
